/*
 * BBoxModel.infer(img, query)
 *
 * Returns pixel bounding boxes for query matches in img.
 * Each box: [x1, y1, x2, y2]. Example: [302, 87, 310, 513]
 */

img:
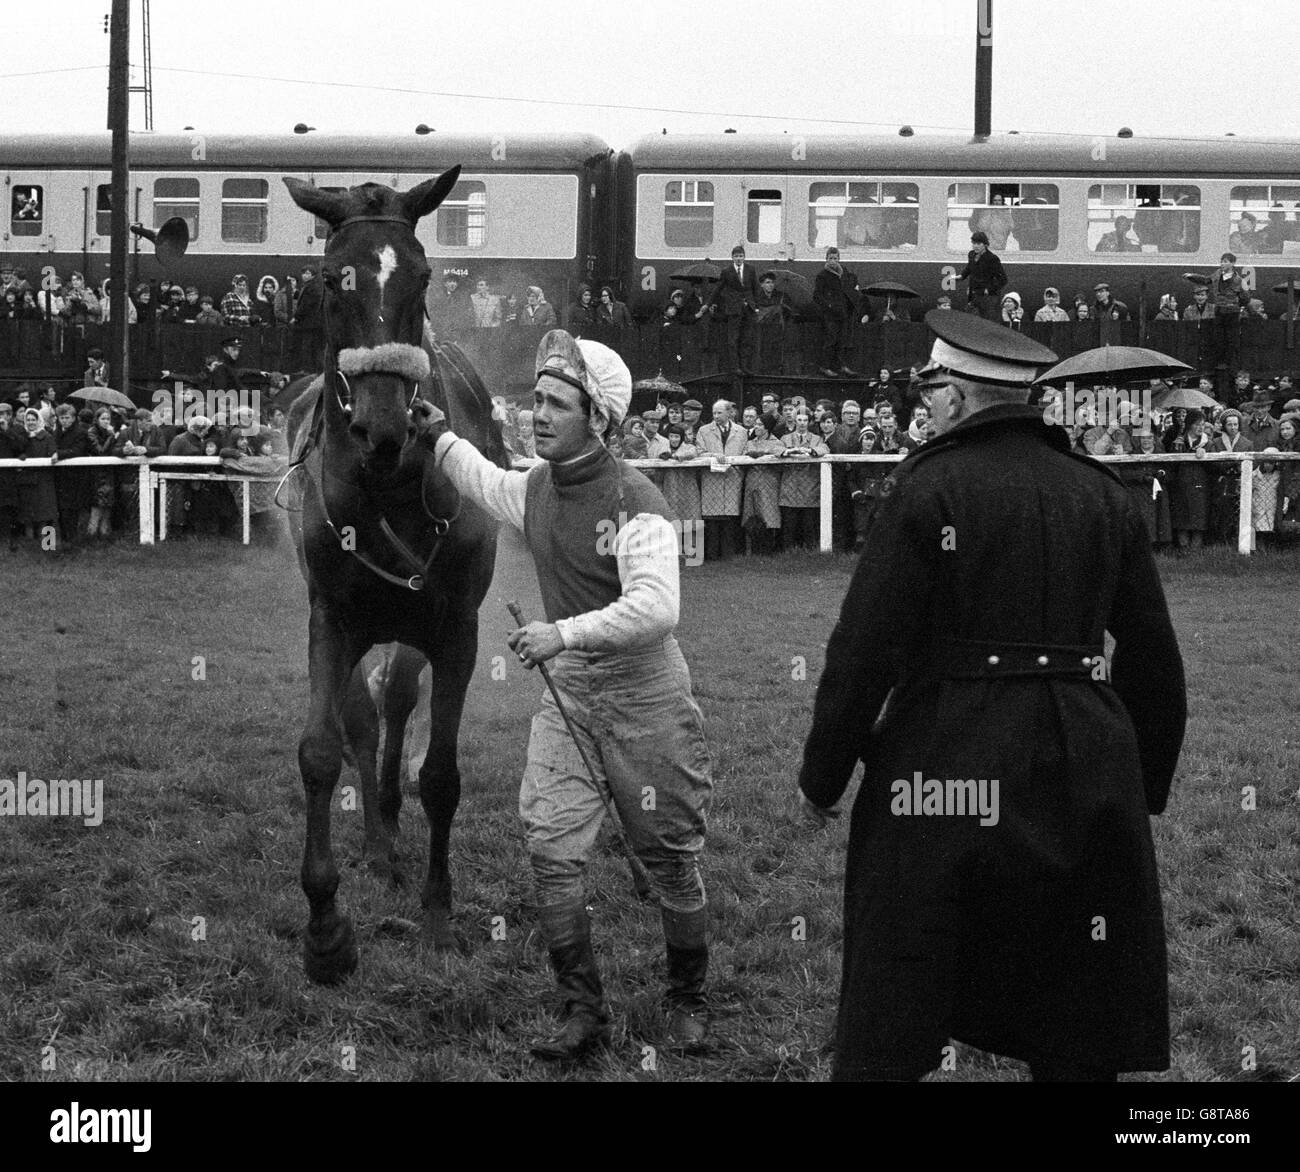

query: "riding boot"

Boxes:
[662, 905, 710, 1050]
[530, 900, 611, 1062]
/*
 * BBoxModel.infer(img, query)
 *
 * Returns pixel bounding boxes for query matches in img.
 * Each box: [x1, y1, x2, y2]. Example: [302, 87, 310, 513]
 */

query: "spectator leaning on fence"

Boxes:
[778, 408, 829, 550]
[695, 399, 747, 561]
[740, 413, 784, 555]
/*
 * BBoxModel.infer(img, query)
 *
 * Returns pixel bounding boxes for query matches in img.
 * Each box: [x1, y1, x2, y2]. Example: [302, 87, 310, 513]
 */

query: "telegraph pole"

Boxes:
[108, 0, 130, 397]
[974, 0, 992, 140]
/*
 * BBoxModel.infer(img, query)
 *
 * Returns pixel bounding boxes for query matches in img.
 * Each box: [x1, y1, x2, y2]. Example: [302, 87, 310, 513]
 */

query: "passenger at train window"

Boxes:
[1091, 282, 1131, 322]
[1033, 287, 1070, 322]
[1229, 211, 1263, 256]
[1094, 214, 1142, 253]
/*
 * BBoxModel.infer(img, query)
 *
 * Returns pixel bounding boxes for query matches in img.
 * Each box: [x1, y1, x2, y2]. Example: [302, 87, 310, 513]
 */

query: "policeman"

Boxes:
[797, 310, 1187, 1082]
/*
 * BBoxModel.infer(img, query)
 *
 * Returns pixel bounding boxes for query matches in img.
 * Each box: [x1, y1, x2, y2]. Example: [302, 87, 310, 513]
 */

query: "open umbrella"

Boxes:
[669, 261, 721, 285]
[1152, 385, 1219, 411]
[69, 386, 136, 411]
[765, 268, 813, 309]
[861, 280, 921, 299]
[632, 373, 687, 402]
[1036, 345, 1192, 387]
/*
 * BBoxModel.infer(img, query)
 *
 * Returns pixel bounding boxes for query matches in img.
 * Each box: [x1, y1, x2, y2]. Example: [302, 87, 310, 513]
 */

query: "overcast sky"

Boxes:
[5, 1, 1299, 147]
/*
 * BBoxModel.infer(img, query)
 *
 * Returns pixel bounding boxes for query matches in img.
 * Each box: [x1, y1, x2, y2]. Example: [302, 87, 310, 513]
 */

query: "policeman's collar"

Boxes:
[940, 402, 1070, 451]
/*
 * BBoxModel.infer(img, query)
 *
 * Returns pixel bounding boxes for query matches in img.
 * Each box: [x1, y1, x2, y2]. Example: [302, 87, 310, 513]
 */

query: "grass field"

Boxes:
[1, 529, 1297, 1083]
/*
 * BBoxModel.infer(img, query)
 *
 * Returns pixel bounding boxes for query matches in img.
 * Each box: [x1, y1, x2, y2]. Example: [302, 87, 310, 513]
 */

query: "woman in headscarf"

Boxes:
[254, 276, 279, 329]
[51, 400, 91, 544]
[1209, 408, 1249, 545]
[1153, 294, 1179, 321]
[741, 413, 784, 554]
[1275, 414, 1300, 541]
[16, 407, 58, 542]
[564, 284, 597, 332]
[521, 286, 557, 329]
[1000, 291, 1024, 329]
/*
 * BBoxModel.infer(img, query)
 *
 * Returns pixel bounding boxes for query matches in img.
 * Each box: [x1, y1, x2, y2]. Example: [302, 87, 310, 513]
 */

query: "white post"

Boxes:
[1237, 455, 1253, 556]
[242, 480, 251, 545]
[158, 475, 168, 542]
[819, 459, 834, 552]
[137, 462, 153, 545]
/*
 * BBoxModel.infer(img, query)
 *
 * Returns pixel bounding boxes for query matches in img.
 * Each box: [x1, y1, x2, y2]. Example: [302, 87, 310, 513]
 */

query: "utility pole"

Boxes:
[974, 0, 992, 141]
[108, 0, 130, 397]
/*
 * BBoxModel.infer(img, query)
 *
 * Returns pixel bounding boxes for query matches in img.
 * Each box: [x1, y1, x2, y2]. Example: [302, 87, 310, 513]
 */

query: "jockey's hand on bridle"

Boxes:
[412, 400, 449, 450]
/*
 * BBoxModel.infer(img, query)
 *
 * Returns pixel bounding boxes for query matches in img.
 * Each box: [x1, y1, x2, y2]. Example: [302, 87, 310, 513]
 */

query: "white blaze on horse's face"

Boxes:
[375, 244, 399, 318]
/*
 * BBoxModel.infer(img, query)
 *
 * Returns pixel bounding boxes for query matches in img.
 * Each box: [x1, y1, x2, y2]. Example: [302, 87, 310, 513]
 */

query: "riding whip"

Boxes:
[506, 600, 653, 901]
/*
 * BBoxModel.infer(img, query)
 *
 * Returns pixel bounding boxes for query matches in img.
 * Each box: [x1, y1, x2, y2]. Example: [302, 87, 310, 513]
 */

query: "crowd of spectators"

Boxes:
[0, 385, 288, 550]
[490, 375, 1300, 560]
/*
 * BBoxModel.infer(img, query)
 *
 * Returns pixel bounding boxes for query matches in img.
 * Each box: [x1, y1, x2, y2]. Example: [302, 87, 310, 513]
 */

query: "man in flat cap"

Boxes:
[416, 329, 714, 1061]
[796, 309, 1187, 1082]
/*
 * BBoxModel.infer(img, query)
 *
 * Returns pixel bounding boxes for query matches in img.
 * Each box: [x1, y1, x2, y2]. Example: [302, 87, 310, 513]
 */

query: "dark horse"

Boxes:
[281, 169, 508, 984]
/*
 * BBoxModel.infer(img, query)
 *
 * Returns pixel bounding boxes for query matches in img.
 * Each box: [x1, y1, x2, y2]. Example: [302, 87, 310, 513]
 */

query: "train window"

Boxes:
[663, 180, 714, 248]
[437, 181, 487, 247]
[11, 185, 43, 236]
[154, 177, 200, 241]
[946, 182, 1058, 252]
[95, 185, 113, 236]
[808, 182, 918, 250]
[746, 189, 782, 244]
[1228, 185, 1300, 256]
[1086, 183, 1199, 253]
[222, 177, 269, 243]
[312, 187, 349, 239]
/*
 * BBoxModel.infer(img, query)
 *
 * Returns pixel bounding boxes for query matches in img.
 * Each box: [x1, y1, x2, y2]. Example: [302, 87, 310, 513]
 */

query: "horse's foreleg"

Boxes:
[416, 621, 477, 952]
[299, 606, 367, 984]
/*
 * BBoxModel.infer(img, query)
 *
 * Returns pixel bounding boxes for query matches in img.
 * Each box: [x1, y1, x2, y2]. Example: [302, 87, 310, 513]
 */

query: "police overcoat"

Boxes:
[798, 403, 1187, 1080]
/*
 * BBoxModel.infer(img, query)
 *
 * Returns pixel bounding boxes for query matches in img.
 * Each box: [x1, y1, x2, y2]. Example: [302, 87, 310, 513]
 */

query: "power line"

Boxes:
[0, 65, 105, 81]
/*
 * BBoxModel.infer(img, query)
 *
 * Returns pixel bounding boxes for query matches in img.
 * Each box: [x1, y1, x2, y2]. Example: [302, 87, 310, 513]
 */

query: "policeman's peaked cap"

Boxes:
[917, 309, 1057, 390]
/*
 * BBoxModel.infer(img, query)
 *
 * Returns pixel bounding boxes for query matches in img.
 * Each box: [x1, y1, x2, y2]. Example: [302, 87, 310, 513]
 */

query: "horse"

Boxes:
[280, 168, 509, 984]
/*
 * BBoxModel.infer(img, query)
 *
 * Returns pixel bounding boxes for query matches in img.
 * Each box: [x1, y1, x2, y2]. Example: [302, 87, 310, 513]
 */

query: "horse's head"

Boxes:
[284, 167, 461, 474]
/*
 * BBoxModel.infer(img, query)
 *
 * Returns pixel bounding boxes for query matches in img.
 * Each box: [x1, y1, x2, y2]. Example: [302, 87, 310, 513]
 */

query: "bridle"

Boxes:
[302, 212, 460, 592]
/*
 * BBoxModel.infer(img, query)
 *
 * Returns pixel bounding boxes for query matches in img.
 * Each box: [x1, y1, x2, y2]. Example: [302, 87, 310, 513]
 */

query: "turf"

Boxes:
[0, 530, 1296, 1082]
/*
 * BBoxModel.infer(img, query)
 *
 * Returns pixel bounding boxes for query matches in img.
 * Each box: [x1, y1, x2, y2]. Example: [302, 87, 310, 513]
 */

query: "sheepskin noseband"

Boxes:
[335, 343, 430, 383]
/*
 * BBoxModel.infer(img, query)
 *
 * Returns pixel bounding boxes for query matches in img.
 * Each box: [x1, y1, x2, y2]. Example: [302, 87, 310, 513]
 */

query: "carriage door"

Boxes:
[740, 178, 792, 264]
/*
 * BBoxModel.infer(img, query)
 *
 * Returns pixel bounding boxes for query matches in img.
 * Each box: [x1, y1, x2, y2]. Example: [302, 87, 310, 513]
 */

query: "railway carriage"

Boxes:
[616, 132, 1300, 320]
[1, 132, 615, 309]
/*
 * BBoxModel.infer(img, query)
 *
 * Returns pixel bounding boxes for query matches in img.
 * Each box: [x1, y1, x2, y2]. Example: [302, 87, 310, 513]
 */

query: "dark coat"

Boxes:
[1118, 460, 1173, 544]
[53, 420, 92, 515]
[957, 249, 1007, 297]
[798, 405, 1186, 1080]
[1161, 424, 1211, 532]
[0, 423, 26, 511]
[17, 430, 59, 524]
[210, 357, 245, 393]
[704, 262, 760, 318]
[813, 265, 859, 321]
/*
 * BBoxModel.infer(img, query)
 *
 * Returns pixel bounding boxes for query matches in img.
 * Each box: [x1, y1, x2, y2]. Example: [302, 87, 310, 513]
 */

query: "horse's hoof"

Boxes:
[419, 910, 460, 955]
[303, 918, 359, 985]
[363, 852, 404, 888]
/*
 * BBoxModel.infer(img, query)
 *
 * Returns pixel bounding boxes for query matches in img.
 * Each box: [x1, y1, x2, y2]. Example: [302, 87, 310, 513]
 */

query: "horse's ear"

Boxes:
[284, 177, 346, 226]
[402, 166, 463, 223]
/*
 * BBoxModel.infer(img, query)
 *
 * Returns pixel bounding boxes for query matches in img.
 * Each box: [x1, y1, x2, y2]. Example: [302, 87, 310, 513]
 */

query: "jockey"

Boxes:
[415, 329, 714, 1061]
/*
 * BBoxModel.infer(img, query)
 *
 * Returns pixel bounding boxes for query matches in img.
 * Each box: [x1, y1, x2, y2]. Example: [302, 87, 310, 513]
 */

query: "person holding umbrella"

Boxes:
[796, 309, 1186, 1082]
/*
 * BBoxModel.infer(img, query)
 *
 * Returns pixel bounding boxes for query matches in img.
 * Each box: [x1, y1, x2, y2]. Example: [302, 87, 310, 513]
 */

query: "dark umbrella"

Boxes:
[1036, 345, 1193, 387]
[669, 262, 721, 284]
[1153, 385, 1219, 411]
[765, 268, 813, 309]
[861, 280, 921, 299]
[69, 386, 136, 410]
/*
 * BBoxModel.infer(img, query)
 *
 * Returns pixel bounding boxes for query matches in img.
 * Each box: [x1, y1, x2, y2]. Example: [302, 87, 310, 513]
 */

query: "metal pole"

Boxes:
[1237, 456, 1253, 556]
[108, 0, 130, 399]
[974, 0, 993, 140]
[1287, 277, 1295, 353]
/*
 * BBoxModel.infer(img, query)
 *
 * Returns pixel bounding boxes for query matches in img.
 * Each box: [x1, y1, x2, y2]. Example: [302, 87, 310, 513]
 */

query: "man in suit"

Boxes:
[700, 246, 759, 374]
[694, 398, 748, 559]
[812, 247, 862, 378]
[469, 277, 502, 328]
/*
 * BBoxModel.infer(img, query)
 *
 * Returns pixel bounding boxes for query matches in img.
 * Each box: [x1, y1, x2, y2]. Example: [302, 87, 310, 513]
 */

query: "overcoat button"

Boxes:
[1037, 655, 1049, 666]
[987, 655, 1000, 665]
[1082, 657, 1092, 665]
